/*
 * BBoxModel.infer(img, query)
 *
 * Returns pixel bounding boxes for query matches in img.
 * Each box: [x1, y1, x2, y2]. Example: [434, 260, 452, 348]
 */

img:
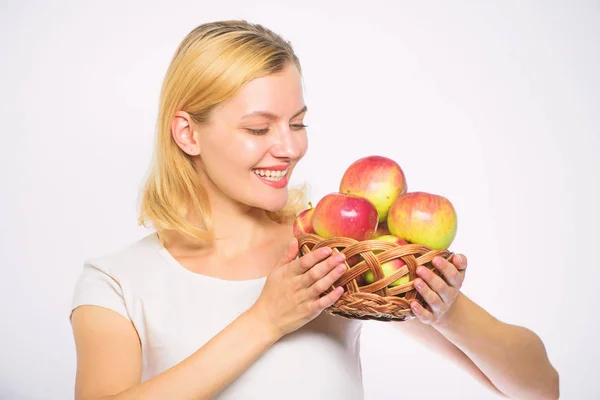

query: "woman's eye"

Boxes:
[246, 124, 308, 136]
[246, 128, 269, 135]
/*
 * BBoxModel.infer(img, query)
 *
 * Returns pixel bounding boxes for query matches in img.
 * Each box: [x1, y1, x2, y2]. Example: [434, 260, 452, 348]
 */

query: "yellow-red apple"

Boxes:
[375, 234, 408, 246]
[293, 204, 315, 237]
[363, 258, 409, 287]
[339, 155, 407, 222]
[362, 234, 410, 286]
[371, 220, 391, 238]
[387, 192, 457, 250]
[312, 193, 378, 241]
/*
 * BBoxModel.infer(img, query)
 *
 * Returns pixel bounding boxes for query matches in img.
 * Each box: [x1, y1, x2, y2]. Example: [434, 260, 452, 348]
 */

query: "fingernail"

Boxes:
[336, 264, 346, 273]
[417, 266, 426, 275]
[335, 253, 346, 262]
[411, 302, 420, 311]
[322, 247, 332, 256]
[433, 257, 442, 266]
[415, 280, 423, 290]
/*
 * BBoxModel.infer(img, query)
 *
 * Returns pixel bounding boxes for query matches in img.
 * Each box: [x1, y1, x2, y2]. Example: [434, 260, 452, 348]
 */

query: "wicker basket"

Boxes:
[296, 233, 454, 322]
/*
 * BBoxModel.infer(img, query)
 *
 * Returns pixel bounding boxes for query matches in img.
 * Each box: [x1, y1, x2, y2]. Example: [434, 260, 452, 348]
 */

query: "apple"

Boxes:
[312, 193, 378, 241]
[345, 253, 362, 268]
[375, 234, 408, 246]
[339, 155, 407, 222]
[355, 272, 366, 286]
[363, 258, 409, 287]
[293, 203, 315, 237]
[387, 192, 457, 250]
[371, 220, 391, 238]
[344, 252, 367, 286]
[362, 234, 410, 287]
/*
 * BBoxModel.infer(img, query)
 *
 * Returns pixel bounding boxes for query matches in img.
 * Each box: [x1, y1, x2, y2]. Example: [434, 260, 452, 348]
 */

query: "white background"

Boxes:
[1, 1, 599, 399]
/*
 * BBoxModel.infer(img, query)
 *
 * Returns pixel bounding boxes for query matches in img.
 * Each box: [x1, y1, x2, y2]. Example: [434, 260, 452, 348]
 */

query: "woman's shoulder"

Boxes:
[82, 232, 162, 277]
[70, 233, 164, 321]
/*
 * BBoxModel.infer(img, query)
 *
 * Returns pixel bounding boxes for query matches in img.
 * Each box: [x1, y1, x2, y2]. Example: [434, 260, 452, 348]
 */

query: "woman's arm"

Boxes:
[435, 293, 558, 399]
[394, 293, 559, 399]
[393, 254, 559, 399]
[71, 305, 280, 400]
[71, 239, 347, 400]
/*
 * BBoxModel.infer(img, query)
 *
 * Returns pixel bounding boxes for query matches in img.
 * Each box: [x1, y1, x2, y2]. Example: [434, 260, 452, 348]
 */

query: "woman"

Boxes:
[70, 20, 559, 399]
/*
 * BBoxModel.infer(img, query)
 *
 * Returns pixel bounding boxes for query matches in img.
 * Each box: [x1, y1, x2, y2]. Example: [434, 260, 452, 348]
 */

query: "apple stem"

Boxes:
[308, 201, 313, 208]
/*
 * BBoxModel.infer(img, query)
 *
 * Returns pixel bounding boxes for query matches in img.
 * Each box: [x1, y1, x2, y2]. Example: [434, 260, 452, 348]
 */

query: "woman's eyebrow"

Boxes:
[240, 105, 307, 121]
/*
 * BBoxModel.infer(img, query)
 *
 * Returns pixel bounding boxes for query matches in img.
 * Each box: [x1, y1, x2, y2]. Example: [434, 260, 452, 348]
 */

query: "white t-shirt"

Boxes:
[70, 232, 365, 399]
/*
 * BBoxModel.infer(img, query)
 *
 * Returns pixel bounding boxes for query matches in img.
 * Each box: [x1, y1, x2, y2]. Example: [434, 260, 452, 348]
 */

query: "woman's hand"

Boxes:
[410, 253, 468, 326]
[250, 238, 347, 339]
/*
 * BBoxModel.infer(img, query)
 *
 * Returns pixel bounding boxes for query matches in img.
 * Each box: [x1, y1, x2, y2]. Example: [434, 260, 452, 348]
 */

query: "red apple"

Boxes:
[387, 192, 457, 250]
[345, 253, 366, 286]
[340, 155, 407, 223]
[355, 272, 366, 286]
[293, 203, 315, 237]
[312, 193, 378, 241]
[345, 253, 362, 268]
[343, 247, 364, 286]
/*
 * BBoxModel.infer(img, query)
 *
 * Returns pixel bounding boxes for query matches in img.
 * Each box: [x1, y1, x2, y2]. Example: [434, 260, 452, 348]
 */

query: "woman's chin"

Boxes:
[261, 200, 288, 213]
[253, 194, 289, 213]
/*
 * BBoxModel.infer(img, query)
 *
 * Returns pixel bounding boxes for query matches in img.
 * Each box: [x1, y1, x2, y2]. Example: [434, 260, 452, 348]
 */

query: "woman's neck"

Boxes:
[160, 205, 285, 260]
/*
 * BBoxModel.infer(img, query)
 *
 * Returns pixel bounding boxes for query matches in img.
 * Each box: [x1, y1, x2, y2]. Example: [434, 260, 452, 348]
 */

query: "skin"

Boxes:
[400, 255, 560, 399]
[70, 64, 343, 400]
[164, 62, 309, 266]
[71, 63, 559, 400]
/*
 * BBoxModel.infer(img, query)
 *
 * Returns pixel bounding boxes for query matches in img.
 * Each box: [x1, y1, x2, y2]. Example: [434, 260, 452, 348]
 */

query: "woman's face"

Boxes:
[191, 63, 308, 213]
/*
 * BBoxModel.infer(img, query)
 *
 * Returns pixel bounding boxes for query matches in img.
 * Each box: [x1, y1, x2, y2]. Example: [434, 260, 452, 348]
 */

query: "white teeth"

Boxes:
[253, 168, 288, 181]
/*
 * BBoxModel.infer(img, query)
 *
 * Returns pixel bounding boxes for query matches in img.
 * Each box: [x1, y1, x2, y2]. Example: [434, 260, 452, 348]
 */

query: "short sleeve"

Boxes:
[70, 260, 131, 321]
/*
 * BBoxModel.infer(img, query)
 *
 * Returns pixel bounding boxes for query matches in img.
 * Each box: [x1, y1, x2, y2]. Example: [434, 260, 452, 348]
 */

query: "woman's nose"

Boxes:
[271, 128, 301, 159]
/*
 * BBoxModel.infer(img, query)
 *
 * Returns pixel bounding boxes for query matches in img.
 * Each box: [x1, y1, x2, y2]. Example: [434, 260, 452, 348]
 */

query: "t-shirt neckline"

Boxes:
[148, 232, 268, 284]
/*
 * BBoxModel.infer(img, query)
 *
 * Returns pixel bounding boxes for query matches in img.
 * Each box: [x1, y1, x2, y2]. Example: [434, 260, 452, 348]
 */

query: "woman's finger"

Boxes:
[414, 278, 447, 314]
[417, 266, 455, 304]
[451, 253, 468, 272]
[309, 257, 347, 297]
[314, 286, 345, 312]
[431, 257, 463, 288]
[289, 246, 333, 275]
[411, 301, 434, 324]
[303, 251, 346, 288]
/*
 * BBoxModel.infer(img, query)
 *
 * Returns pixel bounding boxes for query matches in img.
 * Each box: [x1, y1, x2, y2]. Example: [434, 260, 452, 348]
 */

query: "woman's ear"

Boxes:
[171, 111, 201, 156]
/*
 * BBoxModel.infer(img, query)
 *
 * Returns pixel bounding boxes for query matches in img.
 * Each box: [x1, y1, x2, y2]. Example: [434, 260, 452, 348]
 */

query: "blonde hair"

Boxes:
[137, 20, 309, 245]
